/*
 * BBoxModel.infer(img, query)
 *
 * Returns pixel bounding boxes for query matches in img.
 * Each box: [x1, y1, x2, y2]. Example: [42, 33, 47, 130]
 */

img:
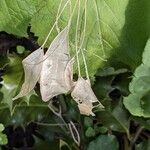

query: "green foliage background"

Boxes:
[0, 0, 149, 149]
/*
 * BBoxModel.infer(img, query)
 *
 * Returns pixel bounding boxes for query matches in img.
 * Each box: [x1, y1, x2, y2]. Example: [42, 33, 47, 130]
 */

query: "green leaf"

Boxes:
[132, 117, 150, 130]
[82, 0, 128, 75]
[135, 139, 150, 150]
[17, 46, 25, 54]
[0, 55, 23, 111]
[0, 0, 38, 36]
[0, 124, 4, 132]
[97, 67, 128, 77]
[0, 133, 8, 145]
[0, 54, 34, 112]
[0, 0, 149, 76]
[30, 0, 150, 76]
[59, 139, 71, 150]
[31, 0, 68, 45]
[0, 95, 71, 144]
[97, 102, 129, 136]
[31, 0, 129, 76]
[85, 127, 95, 138]
[93, 76, 113, 99]
[33, 136, 59, 150]
[0, 56, 8, 69]
[115, 0, 150, 69]
[0, 124, 7, 145]
[0, 95, 50, 125]
[123, 39, 150, 118]
[87, 134, 119, 150]
[98, 126, 108, 134]
[84, 117, 93, 128]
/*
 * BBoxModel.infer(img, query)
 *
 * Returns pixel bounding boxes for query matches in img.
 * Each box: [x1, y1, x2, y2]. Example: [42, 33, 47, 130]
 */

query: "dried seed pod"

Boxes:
[40, 27, 73, 101]
[13, 47, 44, 100]
[71, 77, 104, 116]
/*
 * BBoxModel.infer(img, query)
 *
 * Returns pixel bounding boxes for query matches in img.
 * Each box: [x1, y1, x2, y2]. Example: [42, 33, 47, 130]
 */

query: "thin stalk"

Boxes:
[75, 0, 81, 77]
[70, 43, 107, 61]
[48, 102, 80, 147]
[79, 0, 90, 81]
[68, 123, 80, 146]
[25, 0, 78, 66]
[35, 122, 68, 127]
[83, 49, 107, 61]
[94, 0, 106, 58]
[55, 0, 63, 33]
[123, 134, 129, 150]
[79, 0, 87, 47]
[67, 0, 78, 32]
[129, 126, 144, 150]
[81, 49, 89, 81]
[70, 121, 80, 145]
[41, 0, 70, 47]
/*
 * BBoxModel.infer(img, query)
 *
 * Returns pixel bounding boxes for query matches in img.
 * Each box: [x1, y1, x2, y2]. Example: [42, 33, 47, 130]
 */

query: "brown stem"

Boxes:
[129, 126, 144, 150]
[123, 134, 129, 150]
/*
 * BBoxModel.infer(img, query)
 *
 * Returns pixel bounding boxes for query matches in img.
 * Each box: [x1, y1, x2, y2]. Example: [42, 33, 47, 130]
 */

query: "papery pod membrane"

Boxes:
[13, 47, 44, 100]
[40, 27, 73, 102]
[71, 77, 104, 116]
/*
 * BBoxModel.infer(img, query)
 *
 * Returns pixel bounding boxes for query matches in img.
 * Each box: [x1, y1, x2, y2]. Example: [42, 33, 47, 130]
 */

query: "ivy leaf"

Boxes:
[0, 95, 49, 125]
[123, 39, 150, 118]
[0, 55, 23, 111]
[87, 134, 119, 150]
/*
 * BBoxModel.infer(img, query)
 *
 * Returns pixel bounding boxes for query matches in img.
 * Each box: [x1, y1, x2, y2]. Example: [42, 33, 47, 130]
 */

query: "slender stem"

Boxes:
[94, 0, 106, 58]
[70, 43, 107, 61]
[41, 0, 70, 47]
[24, 0, 79, 67]
[34, 121, 78, 126]
[25, 1, 78, 66]
[65, 0, 78, 58]
[81, 49, 89, 81]
[35, 122, 68, 127]
[79, 0, 90, 81]
[55, 0, 63, 33]
[67, 0, 78, 32]
[79, 0, 87, 47]
[48, 102, 80, 146]
[70, 121, 80, 145]
[75, 0, 81, 77]
[83, 49, 107, 61]
[67, 0, 72, 31]
[68, 123, 80, 146]
[123, 134, 129, 150]
[129, 126, 144, 150]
